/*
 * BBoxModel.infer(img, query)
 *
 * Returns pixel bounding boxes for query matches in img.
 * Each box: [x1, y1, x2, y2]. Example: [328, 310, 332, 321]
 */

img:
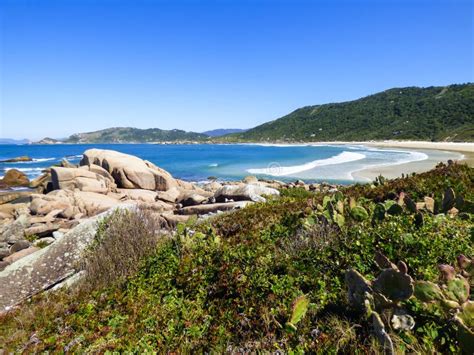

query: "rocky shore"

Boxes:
[0, 149, 339, 311]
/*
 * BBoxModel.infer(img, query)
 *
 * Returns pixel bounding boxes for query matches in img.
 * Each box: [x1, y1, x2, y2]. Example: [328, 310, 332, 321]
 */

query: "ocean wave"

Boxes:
[4, 167, 45, 172]
[247, 151, 366, 177]
[208, 163, 219, 167]
[65, 154, 83, 160]
[32, 157, 56, 162]
[245, 143, 331, 148]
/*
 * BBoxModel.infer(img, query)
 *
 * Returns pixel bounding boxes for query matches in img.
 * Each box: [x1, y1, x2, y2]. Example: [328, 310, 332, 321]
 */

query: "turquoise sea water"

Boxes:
[0, 143, 437, 184]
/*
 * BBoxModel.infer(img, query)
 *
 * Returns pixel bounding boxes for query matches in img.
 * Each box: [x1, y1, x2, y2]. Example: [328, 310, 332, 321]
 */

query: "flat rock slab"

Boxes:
[0, 205, 133, 312]
[0, 190, 34, 205]
[178, 201, 252, 215]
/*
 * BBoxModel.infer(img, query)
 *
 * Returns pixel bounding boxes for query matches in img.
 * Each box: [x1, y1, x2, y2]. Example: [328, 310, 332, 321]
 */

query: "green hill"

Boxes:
[225, 83, 474, 142]
[64, 127, 209, 143]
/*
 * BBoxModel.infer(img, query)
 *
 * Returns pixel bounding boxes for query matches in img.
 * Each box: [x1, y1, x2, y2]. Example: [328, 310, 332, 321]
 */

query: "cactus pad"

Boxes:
[373, 268, 414, 302]
[414, 281, 444, 302]
[350, 206, 369, 221]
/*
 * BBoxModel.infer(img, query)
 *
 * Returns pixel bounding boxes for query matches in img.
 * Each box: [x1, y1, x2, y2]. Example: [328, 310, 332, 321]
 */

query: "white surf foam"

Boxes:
[247, 151, 366, 177]
[32, 157, 56, 162]
[5, 167, 44, 172]
[208, 163, 219, 167]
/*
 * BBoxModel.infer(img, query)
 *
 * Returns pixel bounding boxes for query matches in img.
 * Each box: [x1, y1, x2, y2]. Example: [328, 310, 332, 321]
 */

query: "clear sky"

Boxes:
[0, 0, 472, 140]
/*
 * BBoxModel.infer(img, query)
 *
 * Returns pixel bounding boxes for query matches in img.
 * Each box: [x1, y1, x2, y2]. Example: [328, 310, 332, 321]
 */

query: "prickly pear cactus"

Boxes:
[415, 258, 471, 310]
[373, 268, 414, 302]
[414, 211, 424, 227]
[286, 295, 310, 332]
[351, 206, 369, 221]
[454, 301, 474, 354]
[404, 195, 417, 213]
[442, 188, 456, 213]
[373, 203, 386, 221]
[387, 203, 403, 216]
[345, 255, 416, 355]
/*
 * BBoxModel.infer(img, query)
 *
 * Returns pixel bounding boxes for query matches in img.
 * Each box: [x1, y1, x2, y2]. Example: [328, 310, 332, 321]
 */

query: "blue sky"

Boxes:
[0, 0, 472, 140]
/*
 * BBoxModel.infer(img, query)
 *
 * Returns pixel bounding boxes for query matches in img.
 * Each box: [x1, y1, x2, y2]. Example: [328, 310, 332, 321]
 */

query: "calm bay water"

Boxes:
[0, 143, 432, 184]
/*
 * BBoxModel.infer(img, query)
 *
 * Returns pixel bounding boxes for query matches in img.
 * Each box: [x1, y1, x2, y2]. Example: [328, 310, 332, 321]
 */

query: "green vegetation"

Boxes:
[0, 163, 473, 352]
[64, 127, 209, 143]
[222, 83, 474, 142]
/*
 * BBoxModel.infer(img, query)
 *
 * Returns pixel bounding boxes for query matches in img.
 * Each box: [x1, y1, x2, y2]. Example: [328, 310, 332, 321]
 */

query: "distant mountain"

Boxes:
[35, 137, 62, 145]
[0, 138, 30, 145]
[62, 127, 209, 143]
[202, 128, 247, 137]
[222, 83, 474, 142]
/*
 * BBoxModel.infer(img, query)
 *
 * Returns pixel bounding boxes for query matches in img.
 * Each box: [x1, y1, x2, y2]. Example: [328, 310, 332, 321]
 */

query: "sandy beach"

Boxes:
[341, 141, 474, 181]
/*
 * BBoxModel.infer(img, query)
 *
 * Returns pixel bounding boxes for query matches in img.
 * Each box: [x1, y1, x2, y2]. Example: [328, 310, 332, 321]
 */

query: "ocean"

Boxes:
[0, 143, 442, 184]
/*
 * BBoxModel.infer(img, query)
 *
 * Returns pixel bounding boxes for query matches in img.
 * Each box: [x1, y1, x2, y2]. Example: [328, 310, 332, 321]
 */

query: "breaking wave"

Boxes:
[247, 151, 366, 176]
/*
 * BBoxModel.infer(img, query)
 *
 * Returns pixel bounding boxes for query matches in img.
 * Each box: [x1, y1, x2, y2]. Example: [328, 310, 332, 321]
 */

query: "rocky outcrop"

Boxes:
[30, 190, 127, 217]
[0, 207, 132, 311]
[179, 201, 253, 215]
[29, 172, 52, 193]
[0, 215, 29, 244]
[0, 190, 34, 205]
[51, 166, 116, 194]
[214, 184, 280, 203]
[0, 156, 32, 163]
[80, 149, 178, 191]
[0, 169, 30, 187]
[114, 189, 159, 203]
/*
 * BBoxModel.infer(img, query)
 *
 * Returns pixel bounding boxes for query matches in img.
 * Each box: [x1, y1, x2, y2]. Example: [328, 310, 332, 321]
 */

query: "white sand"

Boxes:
[304, 141, 474, 181]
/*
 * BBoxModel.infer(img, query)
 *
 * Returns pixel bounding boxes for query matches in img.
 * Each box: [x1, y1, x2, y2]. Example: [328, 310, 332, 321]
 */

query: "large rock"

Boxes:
[51, 167, 115, 194]
[114, 189, 158, 203]
[0, 191, 34, 205]
[214, 184, 280, 203]
[201, 181, 223, 193]
[2, 246, 40, 264]
[24, 223, 59, 238]
[157, 187, 182, 203]
[0, 207, 134, 311]
[80, 149, 177, 191]
[30, 190, 125, 217]
[29, 171, 51, 192]
[0, 156, 32, 163]
[179, 201, 253, 215]
[0, 169, 30, 187]
[0, 214, 29, 243]
[29, 190, 74, 216]
[71, 191, 124, 216]
[180, 193, 209, 207]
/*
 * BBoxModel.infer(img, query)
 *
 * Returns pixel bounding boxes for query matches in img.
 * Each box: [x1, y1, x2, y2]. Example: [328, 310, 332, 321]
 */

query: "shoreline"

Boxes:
[243, 140, 474, 181]
[2, 141, 473, 183]
[343, 141, 473, 180]
[311, 141, 474, 180]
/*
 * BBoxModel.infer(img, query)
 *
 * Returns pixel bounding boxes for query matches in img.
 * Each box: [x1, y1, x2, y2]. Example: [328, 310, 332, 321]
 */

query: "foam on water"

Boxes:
[32, 157, 56, 162]
[5, 167, 44, 172]
[247, 151, 366, 176]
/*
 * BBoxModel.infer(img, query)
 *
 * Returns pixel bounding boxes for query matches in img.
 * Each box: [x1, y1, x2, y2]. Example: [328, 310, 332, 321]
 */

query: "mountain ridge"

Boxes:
[221, 83, 474, 142]
[62, 127, 209, 143]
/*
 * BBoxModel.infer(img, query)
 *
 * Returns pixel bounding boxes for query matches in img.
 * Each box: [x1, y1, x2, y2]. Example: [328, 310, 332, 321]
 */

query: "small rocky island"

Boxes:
[0, 149, 336, 310]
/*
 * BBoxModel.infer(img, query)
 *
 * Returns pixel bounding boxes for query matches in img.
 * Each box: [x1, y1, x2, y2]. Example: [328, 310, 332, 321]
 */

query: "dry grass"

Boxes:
[80, 207, 165, 291]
